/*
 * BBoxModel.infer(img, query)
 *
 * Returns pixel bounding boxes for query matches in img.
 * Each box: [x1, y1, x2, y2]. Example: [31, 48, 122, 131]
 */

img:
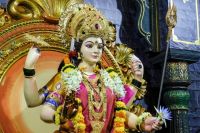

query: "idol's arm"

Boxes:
[24, 77, 43, 107]
[24, 47, 43, 107]
[126, 55, 163, 132]
[126, 111, 138, 129]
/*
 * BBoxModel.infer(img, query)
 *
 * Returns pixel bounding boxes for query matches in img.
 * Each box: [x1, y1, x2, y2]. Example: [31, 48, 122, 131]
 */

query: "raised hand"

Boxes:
[131, 55, 144, 81]
[24, 46, 41, 69]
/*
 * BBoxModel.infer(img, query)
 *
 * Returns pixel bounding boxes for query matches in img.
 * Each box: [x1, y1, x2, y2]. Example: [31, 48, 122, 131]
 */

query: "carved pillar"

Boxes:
[163, 61, 190, 133]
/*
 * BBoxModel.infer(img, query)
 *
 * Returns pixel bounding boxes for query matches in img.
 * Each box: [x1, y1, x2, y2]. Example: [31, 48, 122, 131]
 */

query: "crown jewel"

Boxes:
[59, 4, 116, 47]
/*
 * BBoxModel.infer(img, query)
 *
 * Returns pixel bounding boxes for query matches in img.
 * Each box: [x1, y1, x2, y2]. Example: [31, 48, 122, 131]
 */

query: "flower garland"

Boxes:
[55, 105, 63, 125]
[71, 98, 86, 133]
[113, 101, 127, 133]
[61, 64, 125, 98]
[60, 64, 127, 132]
[61, 64, 82, 94]
[54, 98, 86, 132]
[102, 67, 125, 98]
[106, 68, 127, 133]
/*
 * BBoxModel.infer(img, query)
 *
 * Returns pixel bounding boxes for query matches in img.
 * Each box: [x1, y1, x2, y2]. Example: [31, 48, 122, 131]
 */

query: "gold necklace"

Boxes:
[90, 90, 103, 110]
[82, 73, 107, 132]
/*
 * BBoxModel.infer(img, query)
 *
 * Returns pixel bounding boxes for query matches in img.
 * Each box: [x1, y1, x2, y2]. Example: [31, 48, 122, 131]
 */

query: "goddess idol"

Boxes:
[23, 3, 165, 133]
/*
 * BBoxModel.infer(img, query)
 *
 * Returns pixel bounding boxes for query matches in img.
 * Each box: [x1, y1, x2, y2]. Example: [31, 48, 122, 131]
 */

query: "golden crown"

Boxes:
[59, 4, 116, 47]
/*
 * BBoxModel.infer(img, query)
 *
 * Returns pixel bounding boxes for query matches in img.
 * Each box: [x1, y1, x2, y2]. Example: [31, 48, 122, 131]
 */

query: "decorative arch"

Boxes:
[0, 20, 67, 133]
[0, 1, 121, 132]
[0, 20, 67, 81]
[0, 1, 81, 132]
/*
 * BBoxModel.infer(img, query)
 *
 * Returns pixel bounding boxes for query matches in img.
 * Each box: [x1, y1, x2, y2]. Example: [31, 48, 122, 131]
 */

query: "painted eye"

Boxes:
[85, 43, 93, 48]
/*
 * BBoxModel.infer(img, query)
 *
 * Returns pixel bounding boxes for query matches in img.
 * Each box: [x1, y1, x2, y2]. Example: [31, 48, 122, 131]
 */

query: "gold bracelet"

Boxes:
[136, 112, 152, 132]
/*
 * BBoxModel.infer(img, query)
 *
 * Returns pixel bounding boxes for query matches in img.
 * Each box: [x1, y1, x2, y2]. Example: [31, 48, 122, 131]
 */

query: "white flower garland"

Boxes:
[100, 69, 115, 92]
[61, 69, 82, 94]
[61, 68, 125, 97]
[112, 75, 125, 97]
[100, 70, 125, 98]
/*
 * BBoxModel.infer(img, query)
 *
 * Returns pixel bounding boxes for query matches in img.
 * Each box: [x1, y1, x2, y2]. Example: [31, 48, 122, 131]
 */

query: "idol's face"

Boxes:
[80, 37, 103, 65]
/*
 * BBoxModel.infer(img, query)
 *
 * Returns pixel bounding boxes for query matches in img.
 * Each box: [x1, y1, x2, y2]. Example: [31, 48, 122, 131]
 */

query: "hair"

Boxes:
[57, 40, 83, 72]
[72, 40, 83, 67]
[74, 40, 83, 54]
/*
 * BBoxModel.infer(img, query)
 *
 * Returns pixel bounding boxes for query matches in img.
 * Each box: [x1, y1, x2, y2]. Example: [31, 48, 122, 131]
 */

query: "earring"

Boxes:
[78, 52, 81, 60]
[93, 64, 100, 73]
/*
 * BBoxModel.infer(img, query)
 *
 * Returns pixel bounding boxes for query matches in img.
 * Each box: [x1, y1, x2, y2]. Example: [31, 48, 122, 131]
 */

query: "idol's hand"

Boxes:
[131, 55, 144, 81]
[141, 117, 163, 132]
[24, 46, 40, 69]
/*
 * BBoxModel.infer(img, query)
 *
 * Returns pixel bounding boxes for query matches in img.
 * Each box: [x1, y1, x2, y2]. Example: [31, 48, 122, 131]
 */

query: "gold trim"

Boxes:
[58, 3, 116, 47]
[0, 44, 66, 82]
[137, 0, 151, 44]
[166, 3, 177, 42]
[0, 25, 67, 82]
[0, 7, 12, 28]
[7, 0, 84, 22]
[104, 46, 124, 80]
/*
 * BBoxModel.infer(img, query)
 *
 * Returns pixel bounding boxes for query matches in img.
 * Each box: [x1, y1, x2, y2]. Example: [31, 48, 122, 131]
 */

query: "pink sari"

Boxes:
[75, 75, 136, 132]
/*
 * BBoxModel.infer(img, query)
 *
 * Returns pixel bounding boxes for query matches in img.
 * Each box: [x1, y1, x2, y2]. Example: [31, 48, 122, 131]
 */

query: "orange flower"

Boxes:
[114, 122, 124, 127]
[113, 101, 126, 133]
[115, 111, 126, 118]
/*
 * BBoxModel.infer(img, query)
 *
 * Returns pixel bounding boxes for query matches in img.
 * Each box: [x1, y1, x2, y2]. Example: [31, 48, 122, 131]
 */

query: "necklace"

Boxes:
[82, 72, 107, 132]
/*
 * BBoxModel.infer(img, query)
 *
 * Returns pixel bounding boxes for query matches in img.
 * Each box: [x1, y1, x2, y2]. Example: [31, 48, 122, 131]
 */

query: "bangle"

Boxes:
[132, 79, 142, 89]
[23, 68, 35, 77]
[136, 112, 152, 132]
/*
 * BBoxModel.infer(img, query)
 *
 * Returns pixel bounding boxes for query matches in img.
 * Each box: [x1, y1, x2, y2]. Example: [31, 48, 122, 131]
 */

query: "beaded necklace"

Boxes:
[82, 73, 107, 132]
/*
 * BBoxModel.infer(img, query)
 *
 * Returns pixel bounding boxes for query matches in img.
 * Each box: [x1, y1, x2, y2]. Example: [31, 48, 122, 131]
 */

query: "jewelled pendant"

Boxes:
[90, 121, 104, 133]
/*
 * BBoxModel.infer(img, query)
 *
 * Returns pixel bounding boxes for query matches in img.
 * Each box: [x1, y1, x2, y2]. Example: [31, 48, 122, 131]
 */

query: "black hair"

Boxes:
[74, 40, 83, 52]
[71, 40, 83, 67]
[57, 40, 82, 72]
